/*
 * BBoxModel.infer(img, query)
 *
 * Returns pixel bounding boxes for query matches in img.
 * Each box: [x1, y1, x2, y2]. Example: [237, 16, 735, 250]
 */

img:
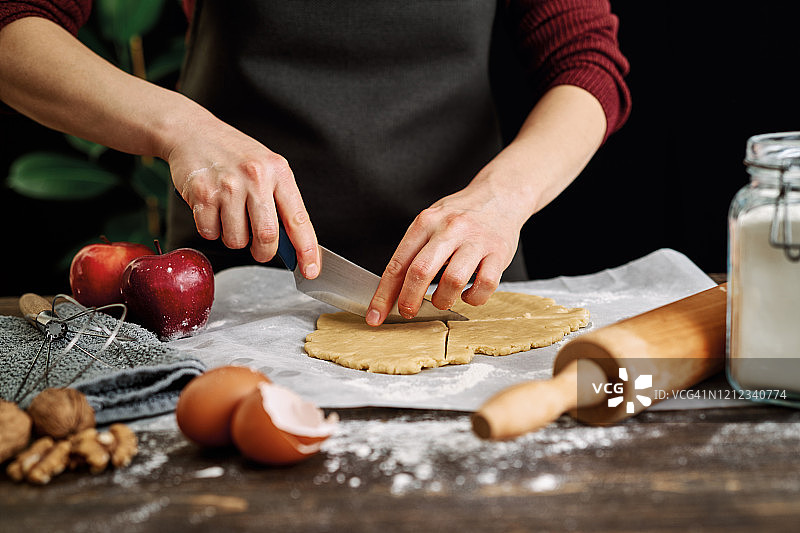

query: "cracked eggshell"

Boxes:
[231, 382, 338, 466]
[176, 366, 270, 447]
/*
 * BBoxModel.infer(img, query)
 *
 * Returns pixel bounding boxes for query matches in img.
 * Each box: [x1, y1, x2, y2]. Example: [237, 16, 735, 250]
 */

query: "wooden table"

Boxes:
[2, 287, 800, 532]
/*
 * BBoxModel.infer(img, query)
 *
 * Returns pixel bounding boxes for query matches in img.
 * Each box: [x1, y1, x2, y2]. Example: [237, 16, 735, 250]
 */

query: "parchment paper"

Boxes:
[168, 248, 739, 411]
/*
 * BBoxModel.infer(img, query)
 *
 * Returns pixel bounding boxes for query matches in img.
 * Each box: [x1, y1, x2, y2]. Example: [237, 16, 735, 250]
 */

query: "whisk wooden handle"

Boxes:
[19, 293, 52, 319]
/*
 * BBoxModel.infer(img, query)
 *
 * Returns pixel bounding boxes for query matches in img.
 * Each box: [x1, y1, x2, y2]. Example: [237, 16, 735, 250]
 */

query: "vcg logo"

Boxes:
[592, 368, 653, 414]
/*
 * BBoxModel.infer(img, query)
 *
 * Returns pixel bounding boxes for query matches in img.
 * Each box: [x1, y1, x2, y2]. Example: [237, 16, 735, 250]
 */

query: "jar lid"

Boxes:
[745, 133, 800, 261]
[745, 132, 800, 178]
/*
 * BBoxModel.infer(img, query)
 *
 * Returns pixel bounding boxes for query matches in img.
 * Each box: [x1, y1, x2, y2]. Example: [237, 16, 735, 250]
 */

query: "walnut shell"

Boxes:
[27, 388, 95, 439]
[0, 400, 32, 463]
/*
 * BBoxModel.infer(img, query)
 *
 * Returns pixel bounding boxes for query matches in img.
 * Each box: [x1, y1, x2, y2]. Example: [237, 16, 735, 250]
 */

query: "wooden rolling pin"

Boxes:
[472, 283, 728, 440]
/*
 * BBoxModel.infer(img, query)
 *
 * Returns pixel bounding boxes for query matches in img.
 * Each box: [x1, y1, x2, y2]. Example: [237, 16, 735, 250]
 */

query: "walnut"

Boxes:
[6, 423, 137, 484]
[105, 424, 138, 468]
[27, 388, 95, 439]
[70, 428, 110, 474]
[6, 436, 59, 483]
[26, 439, 71, 485]
[0, 400, 32, 463]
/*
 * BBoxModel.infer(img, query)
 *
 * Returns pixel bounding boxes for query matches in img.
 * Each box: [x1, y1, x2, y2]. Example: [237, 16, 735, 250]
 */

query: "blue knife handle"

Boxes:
[277, 225, 298, 271]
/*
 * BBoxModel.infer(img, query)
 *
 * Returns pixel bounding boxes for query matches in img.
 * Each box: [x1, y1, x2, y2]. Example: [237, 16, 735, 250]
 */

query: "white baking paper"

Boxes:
[168, 248, 734, 411]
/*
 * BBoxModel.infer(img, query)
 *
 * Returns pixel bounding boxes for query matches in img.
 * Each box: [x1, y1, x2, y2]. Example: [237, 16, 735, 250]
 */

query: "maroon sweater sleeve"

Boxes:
[1, 1, 629, 140]
[0, 0, 92, 35]
[505, 0, 631, 141]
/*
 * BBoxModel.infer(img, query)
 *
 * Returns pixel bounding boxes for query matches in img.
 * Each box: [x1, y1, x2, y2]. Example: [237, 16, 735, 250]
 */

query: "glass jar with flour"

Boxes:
[728, 132, 800, 407]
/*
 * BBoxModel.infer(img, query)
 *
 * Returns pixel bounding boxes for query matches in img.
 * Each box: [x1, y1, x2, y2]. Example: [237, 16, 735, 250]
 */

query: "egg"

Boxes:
[176, 365, 270, 447]
[231, 382, 338, 466]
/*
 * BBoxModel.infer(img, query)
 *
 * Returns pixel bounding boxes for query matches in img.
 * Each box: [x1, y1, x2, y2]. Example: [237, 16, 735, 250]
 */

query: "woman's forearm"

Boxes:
[476, 84, 607, 226]
[0, 16, 322, 275]
[0, 16, 199, 160]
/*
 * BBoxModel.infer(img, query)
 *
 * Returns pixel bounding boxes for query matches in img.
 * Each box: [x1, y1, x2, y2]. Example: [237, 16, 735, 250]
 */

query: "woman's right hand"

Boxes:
[166, 114, 320, 279]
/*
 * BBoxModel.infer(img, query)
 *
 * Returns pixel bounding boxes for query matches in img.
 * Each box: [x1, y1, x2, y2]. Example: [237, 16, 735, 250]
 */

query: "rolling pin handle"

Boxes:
[474, 283, 728, 439]
[472, 358, 608, 440]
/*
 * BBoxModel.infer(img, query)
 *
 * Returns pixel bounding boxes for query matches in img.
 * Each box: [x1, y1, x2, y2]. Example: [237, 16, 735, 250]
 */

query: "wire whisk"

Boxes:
[13, 293, 135, 403]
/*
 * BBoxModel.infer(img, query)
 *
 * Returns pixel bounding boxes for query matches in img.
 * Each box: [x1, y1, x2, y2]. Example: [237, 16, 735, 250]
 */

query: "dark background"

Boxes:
[517, 2, 800, 280]
[2, 2, 799, 295]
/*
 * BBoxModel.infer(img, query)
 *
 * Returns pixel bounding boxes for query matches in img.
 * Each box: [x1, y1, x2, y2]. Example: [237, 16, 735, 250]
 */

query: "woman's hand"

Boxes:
[366, 85, 608, 326]
[366, 174, 526, 326]
[167, 116, 320, 278]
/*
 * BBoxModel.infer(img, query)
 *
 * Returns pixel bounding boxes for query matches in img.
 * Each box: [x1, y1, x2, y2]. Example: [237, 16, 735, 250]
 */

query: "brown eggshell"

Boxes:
[176, 366, 270, 447]
[231, 382, 338, 466]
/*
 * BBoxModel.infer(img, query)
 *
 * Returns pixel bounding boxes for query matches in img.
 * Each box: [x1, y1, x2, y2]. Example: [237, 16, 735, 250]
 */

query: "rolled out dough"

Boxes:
[304, 291, 590, 374]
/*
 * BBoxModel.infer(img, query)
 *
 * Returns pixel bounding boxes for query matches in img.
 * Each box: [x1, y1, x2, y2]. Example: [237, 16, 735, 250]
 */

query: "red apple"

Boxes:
[69, 237, 153, 307]
[120, 241, 214, 341]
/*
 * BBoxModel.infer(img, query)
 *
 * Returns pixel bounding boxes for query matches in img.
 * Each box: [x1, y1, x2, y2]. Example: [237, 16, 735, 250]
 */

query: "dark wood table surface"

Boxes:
[2, 279, 800, 532]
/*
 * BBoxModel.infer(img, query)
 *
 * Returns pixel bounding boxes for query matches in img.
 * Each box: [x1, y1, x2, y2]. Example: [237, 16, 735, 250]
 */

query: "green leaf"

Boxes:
[116, 40, 132, 73]
[64, 135, 108, 161]
[131, 157, 170, 206]
[96, 0, 167, 45]
[7, 152, 122, 200]
[102, 210, 154, 244]
[146, 37, 186, 82]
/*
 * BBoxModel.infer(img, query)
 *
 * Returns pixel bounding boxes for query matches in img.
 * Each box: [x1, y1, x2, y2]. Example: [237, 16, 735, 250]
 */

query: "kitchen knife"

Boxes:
[277, 226, 466, 323]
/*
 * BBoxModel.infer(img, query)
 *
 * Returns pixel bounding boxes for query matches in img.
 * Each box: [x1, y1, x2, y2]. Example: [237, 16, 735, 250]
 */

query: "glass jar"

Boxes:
[727, 132, 800, 407]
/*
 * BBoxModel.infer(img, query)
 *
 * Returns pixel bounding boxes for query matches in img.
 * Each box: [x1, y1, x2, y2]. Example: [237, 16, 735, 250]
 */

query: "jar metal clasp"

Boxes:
[743, 159, 800, 262]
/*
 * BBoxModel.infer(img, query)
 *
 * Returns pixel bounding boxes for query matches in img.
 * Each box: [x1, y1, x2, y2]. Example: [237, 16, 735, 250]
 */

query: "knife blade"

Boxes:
[277, 226, 466, 323]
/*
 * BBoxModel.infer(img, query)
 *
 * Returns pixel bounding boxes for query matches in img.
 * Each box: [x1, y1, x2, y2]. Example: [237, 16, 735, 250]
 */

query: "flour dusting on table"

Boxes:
[345, 363, 498, 401]
[317, 414, 661, 494]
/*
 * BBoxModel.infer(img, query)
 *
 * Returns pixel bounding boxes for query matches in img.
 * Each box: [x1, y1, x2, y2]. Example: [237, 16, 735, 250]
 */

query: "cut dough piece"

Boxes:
[446, 292, 590, 364]
[304, 312, 449, 374]
[446, 314, 590, 364]
[451, 291, 570, 321]
[303, 291, 590, 374]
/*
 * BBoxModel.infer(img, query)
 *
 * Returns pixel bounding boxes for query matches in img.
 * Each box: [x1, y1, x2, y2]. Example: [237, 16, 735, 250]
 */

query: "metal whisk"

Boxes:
[12, 293, 134, 403]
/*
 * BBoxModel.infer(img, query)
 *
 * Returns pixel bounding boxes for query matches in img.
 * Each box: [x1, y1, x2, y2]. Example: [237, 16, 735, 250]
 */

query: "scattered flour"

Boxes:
[193, 466, 225, 479]
[112, 432, 190, 488]
[318, 415, 655, 495]
[525, 473, 561, 493]
[345, 363, 499, 402]
[112, 498, 171, 525]
[696, 419, 800, 458]
[70, 497, 171, 533]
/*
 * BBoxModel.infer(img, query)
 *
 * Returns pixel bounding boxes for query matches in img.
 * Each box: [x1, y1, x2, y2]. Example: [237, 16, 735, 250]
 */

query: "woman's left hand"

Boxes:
[365, 175, 525, 326]
[365, 85, 609, 326]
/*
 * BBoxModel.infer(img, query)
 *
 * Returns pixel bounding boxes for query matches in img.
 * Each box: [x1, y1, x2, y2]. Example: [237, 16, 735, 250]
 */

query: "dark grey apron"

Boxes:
[169, 0, 527, 281]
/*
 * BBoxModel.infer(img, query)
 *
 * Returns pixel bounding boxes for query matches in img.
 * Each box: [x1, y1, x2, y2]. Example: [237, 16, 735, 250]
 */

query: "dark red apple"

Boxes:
[121, 241, 214, 341]
[69, 237, 153, 307]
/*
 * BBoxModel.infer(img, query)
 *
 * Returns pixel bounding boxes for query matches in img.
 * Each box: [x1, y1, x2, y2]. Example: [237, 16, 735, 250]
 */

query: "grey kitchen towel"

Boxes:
[0, 301, 205, 424]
